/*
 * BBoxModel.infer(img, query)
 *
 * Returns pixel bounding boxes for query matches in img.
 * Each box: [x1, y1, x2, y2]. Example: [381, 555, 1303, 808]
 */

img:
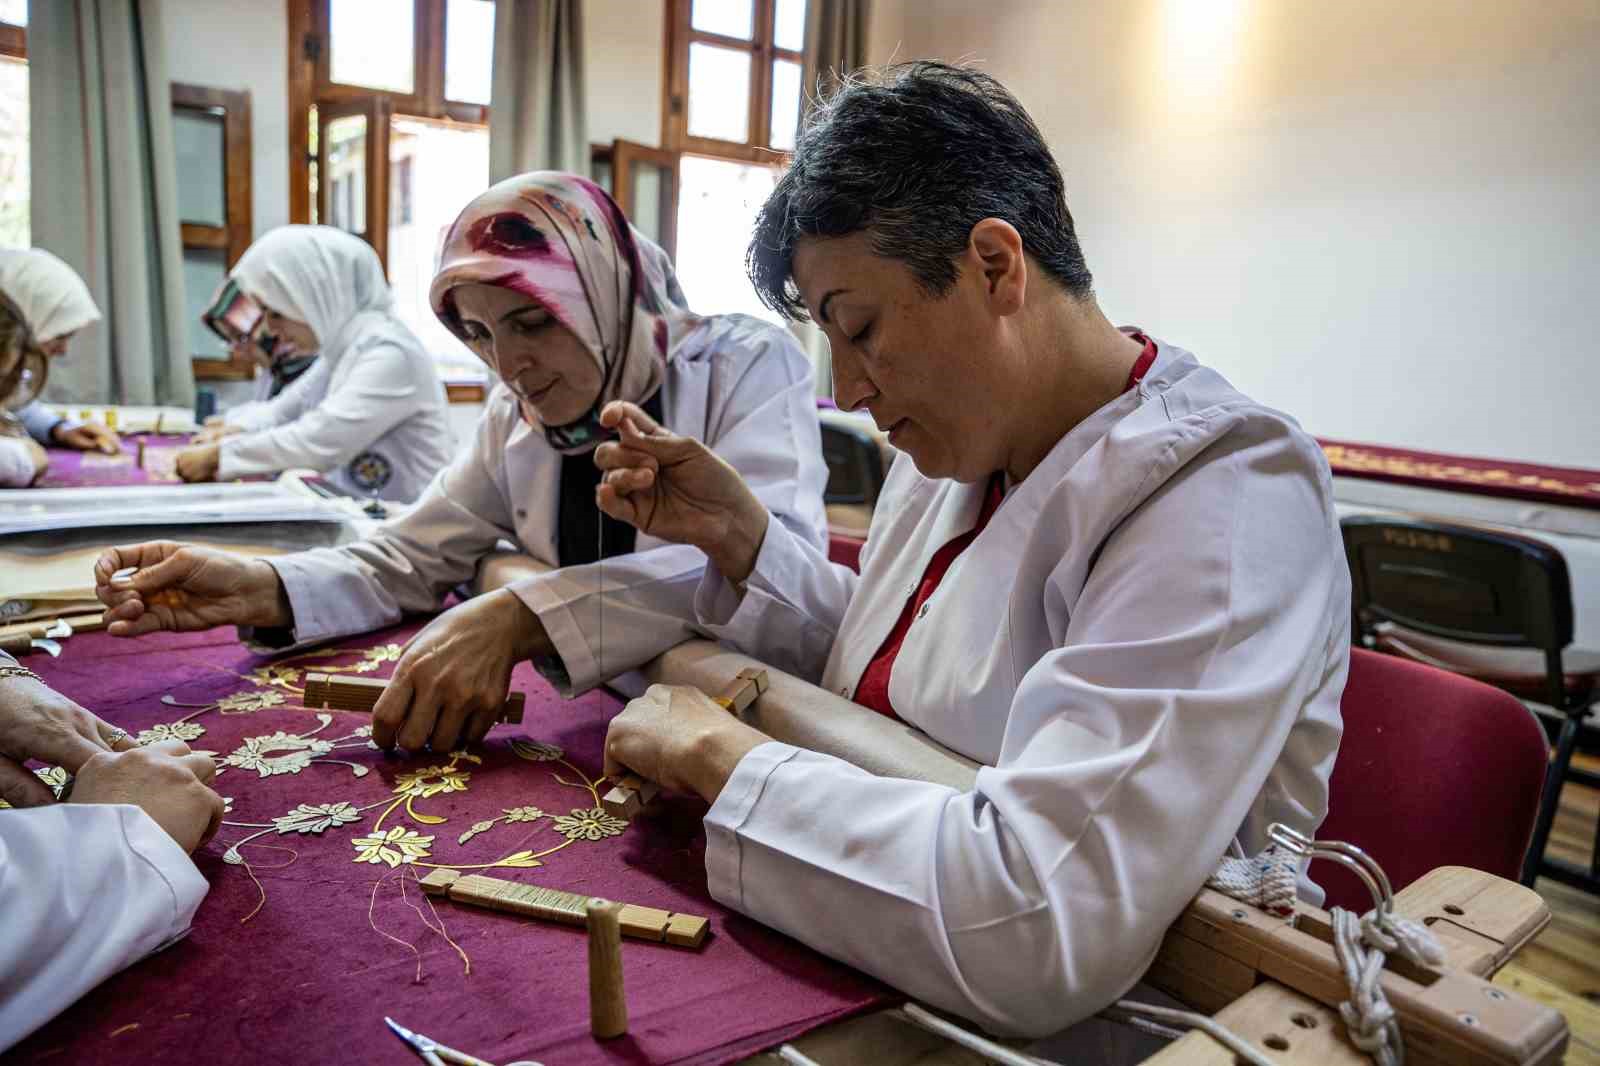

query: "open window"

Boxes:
[172, 83, 256, 382]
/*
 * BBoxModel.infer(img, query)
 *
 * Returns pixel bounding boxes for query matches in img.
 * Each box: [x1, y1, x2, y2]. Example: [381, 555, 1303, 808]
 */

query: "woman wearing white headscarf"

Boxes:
[0, 248, 121, 462]
[173, 225, 452, 503]
[94, 172, 828, 754]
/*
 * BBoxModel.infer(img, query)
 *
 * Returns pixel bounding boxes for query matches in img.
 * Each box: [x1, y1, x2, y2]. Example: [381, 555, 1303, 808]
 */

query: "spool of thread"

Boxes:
[586, 897, 627, 1039]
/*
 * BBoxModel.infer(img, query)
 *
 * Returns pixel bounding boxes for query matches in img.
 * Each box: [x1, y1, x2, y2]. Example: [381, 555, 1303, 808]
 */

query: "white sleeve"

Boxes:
[508, 326, 834, 695]
[0, 437, 39, 487]
[701, 424, 1347, 1036]
[260, 406, 517, 647]
[226, 361, 320, 433]
[0, 804, 208, 1052]
[217, 344, 422, 479]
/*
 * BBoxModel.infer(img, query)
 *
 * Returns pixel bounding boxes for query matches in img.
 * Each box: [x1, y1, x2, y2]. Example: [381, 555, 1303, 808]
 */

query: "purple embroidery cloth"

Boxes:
[14, 621, 889, 1065]
[35, 433, 194, 487]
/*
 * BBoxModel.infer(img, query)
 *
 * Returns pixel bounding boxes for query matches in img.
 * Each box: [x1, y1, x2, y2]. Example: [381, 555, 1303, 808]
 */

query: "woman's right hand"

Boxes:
[194, 423, 241, 444]
[593, 401, 770, 583]
[93, 542, 293, 636]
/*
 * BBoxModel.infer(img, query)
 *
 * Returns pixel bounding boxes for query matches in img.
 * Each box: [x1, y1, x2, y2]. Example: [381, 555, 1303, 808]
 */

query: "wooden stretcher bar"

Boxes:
[301, 671, 525, 724]
[417, 868, 710, 948]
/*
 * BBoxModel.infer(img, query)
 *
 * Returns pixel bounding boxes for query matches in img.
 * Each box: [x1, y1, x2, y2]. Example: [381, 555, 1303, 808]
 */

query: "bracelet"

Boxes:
[0, 665, 44, 684]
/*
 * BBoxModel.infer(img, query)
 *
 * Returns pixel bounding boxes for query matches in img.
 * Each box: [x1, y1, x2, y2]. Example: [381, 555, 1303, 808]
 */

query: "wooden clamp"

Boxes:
[600, 668, 770, 820]
[1142, 866, 1566, 1065]
[301, 671, 525, 724]
[418, 868, 709, 949]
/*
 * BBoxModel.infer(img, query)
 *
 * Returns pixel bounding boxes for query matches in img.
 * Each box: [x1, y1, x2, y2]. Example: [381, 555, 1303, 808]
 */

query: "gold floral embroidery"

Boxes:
[394, 765, 472, 799]
[221, 731, 335, 777]
[273, 801, 363, 834]
[510, 739, 563, 762]
[138, 721, 207, 745]
[456, 805, 546, 844]
[217, 690, 287, 714]
[552, 807, 627, 842]
[246, 665, 304, 692]
[352, 826, 435, 867]
[3, 765, 72, 804]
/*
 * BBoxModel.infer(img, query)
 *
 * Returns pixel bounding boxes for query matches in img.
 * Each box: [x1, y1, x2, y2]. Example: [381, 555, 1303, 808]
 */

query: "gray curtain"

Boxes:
[28, 0, 193, 407]
[803, 0, 871, 104]
[489, 0, 588, 183]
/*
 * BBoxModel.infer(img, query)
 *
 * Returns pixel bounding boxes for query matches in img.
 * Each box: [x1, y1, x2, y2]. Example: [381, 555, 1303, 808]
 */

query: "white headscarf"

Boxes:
[0, 248, 102, 343]
[231, 225, 395, 359]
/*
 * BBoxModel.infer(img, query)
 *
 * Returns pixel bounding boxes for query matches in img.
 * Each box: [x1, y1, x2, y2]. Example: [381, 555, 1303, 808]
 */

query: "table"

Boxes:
[36, 433, 194, 488]
[12, 621, 888, 1065]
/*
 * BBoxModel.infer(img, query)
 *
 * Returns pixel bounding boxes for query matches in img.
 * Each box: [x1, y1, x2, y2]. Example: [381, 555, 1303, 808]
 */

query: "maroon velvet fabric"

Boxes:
[1318, 648, 1549, 911]
[1319, 437, 1600, 511]
[14, 622, 888, 1065]
[35, 434, 194, 488]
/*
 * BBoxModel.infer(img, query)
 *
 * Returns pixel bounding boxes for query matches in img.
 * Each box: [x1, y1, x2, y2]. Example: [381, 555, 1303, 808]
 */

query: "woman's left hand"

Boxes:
[603, 684, 770, 804]
[52, 421, 121, 455]
[175, 442, 221, 482]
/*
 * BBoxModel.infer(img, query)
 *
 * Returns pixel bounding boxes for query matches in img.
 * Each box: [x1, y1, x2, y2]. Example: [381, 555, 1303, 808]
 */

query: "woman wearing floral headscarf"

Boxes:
[171, 225, 452, 502]
[95, 172, 829, 752]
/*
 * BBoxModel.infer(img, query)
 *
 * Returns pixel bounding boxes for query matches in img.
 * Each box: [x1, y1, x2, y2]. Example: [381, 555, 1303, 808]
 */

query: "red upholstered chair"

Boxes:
[1314, 648, 1550, 912]
[828, 532, 865, 573]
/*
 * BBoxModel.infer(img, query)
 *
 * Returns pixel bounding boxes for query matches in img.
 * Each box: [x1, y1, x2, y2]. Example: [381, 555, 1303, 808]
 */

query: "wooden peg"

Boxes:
[587, 898, 628, 1039]
[602, 668, 771, 821]
[302, 671, 525, 724]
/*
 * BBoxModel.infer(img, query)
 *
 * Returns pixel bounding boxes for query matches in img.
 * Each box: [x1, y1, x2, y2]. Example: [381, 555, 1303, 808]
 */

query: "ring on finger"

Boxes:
[102, 727, 129, 746]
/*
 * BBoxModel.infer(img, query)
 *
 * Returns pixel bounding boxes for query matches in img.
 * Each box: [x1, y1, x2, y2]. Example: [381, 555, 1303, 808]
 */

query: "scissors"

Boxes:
[384, 1017, 544, 1066]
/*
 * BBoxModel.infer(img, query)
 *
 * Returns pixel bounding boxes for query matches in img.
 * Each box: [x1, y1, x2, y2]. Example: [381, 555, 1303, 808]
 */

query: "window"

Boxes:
[666, 0, 807, 161]
[0, 1, 27, 248]
[657, 0, 809, 323]
[290, 0, 495, 389]
[172, 83, 256, 381]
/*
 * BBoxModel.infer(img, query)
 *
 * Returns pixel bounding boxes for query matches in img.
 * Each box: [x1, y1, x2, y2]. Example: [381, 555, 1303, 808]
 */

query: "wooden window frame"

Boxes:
[0, 22, 24, 61]
[172, 82, 257, 382]
[664, 0, 804, 164]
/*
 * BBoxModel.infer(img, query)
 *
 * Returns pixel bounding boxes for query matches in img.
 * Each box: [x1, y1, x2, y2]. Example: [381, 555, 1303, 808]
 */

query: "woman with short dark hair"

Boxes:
[593, 63, 1349, 1040]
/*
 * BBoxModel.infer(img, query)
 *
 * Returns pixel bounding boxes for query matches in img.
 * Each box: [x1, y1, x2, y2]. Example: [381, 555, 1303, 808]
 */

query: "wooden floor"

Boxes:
[1492, 752, 1600, 1066]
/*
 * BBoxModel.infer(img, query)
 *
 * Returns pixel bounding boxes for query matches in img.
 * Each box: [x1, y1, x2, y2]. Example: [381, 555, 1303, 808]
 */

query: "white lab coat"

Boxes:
[685, 341, 1349, 1037]
[260, 314, 829, 689]
[216, 313, 452, 503]
[0, 433, 35, 486]
[0, 802, 208, 1051]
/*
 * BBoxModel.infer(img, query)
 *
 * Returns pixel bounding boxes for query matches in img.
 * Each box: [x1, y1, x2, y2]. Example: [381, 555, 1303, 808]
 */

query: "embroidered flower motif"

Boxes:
[222, 731, 334, 777]
[393, 765, 471, 798]
[273, 801, 362, 835]
[247, 665, 302, 691]
[351, 826, 434, 867]
[35, 766, 69, 798]
[217, 689, 287, 714]
[138, 721, 207, 745]
[457, 819, 498, 844]
[503, 805, 544, 823]
[353, 725, 373, 738]
[510, 739, 563, 762]
[552, 807, 626, 842]
[361, 644, 401, 665]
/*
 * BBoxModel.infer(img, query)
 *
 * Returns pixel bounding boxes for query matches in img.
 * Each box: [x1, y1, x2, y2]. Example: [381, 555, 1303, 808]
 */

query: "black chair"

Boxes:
[1341, 514, 1600, 895]
[819, 420, 885, 507]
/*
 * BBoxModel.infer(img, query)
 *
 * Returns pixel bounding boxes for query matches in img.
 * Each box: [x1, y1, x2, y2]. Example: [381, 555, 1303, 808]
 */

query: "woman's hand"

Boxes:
[51, 420, 121, 455]
[0, 671, 138, 808]
[175, 442, 221, 482]
[70, 740, 225, 853]
[93, 542, 291, 636]
[593, 401, 771, 583]
[602, 684, 770, 804]
[371, 589, 553, 753]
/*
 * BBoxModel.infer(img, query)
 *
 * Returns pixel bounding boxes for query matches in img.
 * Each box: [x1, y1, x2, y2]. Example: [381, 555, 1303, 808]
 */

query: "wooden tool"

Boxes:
[302, 671, 525, 724]
[417, 868, 710, 949]
[587, 898, 628, 1039]
[600, 667, 769, 819]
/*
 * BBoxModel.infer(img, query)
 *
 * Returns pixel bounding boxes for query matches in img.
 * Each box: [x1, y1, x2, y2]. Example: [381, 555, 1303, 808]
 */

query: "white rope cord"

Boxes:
[1207, 844, 1300, 919]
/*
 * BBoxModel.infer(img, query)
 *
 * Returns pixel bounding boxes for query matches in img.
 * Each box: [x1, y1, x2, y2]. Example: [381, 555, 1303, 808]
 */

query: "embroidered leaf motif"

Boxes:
[449, 750, 483, 765]
[223, 846, 245, 865]
[495, 850, 543, 868]
[247, 665, 302, 690]
[552, 807, 626, 842]
[217, 689, 287, 714]
[458, 819, 497, 844]
[272, 801, 362, 835]
[393, 766, 471, 798]
[138, 721, 206, 745]
[502, 806, 544, 823]
[222, 732, 335, 777]
[510, 739, 563, 762]
[362, 644, 402, 665]
[351, 826, 434, 867]
[353, 724, 373, 738]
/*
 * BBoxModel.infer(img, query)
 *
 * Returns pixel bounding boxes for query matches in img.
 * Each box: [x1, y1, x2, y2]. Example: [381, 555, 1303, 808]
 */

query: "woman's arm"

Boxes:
[0, 437, 46, 487]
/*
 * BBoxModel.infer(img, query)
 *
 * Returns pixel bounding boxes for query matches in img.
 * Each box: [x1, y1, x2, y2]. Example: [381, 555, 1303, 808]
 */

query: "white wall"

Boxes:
[160, 0, 290, 239]
[867, 0, 1600, 468]
[585, 0, 666, 148]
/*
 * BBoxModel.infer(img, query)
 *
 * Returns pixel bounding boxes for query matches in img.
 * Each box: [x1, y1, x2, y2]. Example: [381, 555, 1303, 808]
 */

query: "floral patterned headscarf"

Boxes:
[430, 171, 697, 452]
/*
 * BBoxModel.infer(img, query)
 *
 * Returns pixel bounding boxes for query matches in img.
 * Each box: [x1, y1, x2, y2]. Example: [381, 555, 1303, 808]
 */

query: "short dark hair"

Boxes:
[747, 62, 1094, 319]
